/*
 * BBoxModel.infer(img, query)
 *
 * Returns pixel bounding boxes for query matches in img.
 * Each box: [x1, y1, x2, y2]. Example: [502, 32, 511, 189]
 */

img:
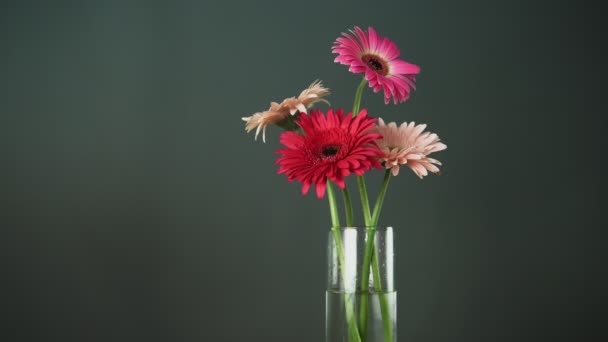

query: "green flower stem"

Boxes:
[352, 78, 368, 117]
[370, 169, 394, 342]
[327, 181, 362, 342]
[331, 227, 362, 342]
[352, 77, 374, 340]
[352, 76, 394, 341]
[356, 176, 372, 226]
[357, 227, 375, 341]
[327, 179, 341, 229]
[371, 170, 392, 226]
[371, 248, 393, 342]
[342, 187, 355, 227]
[357, 170, 389, 340]
[352, 78, 372, 226]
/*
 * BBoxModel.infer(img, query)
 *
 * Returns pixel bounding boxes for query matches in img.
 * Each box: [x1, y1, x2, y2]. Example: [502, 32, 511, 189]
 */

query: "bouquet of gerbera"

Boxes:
[242, 26, 446, 342]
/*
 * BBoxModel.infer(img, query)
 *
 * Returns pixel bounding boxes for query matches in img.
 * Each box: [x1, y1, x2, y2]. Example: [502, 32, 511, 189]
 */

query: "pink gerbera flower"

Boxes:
[276, 109, 382, 198]
[375, 118, 447, 177]
[332, 26, 420, 104]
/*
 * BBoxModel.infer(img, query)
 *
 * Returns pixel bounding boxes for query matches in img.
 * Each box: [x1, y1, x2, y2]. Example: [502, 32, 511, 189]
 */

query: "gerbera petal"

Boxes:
[302, 181, 311, 195]
[390, 60, 421, 75]
[315, 182, 326, 198]
[337, 160, 349, 169]
[354, 26, 370, 50]
[367, 26, 379, 52]
[296, 103, 307, 114]
[427, 142, 447, 153]
[379, 37, 400, 60]
[334, 177, 345, 189]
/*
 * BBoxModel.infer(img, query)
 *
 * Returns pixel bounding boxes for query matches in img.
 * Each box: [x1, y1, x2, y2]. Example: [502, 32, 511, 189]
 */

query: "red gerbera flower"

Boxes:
[276, 109, 382, 198]
[332, 26, 420, 104]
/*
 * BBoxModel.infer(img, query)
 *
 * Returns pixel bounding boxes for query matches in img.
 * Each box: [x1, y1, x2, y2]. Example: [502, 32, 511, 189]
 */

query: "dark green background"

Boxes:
[2, 0, 604, 341]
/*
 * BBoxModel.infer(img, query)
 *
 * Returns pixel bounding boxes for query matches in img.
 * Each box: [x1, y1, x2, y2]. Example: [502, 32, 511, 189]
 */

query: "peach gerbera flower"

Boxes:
[242, 81, 330, 142]
[281, 80, 330, 115]
[242, 101, 286, 143]
[375, 118, 447, 177]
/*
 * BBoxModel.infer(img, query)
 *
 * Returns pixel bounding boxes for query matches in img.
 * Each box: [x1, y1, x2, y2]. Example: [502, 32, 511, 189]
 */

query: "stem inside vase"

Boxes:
[326, 227, 396, 342]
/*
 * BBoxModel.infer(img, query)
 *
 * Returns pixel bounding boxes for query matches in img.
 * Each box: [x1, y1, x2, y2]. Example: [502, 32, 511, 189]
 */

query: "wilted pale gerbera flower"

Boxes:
[276, 109, 382, 198]
[280, 80, 330, 115]
[242, 81, 330, 142]
[375, 118, 447, 177]
[332, 26, 420, 105]
[242, 101, 287, 143]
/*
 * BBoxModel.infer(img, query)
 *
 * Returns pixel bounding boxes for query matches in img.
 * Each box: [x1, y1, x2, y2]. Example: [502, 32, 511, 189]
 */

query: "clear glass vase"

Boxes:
[326, 227, 396, 342]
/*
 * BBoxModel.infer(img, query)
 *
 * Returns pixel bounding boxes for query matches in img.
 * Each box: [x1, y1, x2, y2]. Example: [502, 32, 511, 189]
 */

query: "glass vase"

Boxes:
[326, 226, 396, 342]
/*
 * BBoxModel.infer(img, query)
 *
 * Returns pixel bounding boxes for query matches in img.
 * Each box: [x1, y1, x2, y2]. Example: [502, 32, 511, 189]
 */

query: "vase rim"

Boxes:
[330, 226, 393, 230]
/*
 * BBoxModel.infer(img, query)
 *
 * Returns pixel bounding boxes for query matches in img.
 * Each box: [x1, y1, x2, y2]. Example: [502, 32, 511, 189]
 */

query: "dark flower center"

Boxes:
[322, 145, 339, 157]
[361, 54, 389, 76]
[304, 129, 350, 165]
